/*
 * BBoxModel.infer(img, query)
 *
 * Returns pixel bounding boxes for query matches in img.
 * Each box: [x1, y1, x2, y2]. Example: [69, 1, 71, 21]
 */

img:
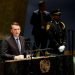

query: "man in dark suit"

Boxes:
[1, 22, 27, 75]
[1, 22, 26, 60]
[30, 1, 51, 56]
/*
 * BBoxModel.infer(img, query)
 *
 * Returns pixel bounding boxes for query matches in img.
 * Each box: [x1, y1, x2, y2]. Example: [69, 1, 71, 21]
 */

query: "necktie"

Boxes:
[41, 12, 45, 29]
[16, 38, 21, 54]
[41, 12, 44, 25]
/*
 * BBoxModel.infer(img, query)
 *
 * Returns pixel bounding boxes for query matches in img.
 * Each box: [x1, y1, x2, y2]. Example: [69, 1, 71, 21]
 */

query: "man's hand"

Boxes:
[14, 55, 24, 60]
[58, 45, 65, 52]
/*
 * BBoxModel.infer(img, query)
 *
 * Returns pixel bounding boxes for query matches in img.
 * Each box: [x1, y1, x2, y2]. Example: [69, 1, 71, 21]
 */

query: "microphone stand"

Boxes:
[26, 50, 33, 75]
[33, 48, 54, 56]
[26, 41, 34, 75]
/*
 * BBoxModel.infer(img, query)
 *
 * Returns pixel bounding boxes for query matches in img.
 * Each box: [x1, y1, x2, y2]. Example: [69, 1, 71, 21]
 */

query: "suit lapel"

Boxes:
[10, 36, 20, 53]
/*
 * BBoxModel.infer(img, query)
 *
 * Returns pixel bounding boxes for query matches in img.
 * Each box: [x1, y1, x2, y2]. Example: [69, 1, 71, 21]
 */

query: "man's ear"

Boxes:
[10, 29, 12, 33]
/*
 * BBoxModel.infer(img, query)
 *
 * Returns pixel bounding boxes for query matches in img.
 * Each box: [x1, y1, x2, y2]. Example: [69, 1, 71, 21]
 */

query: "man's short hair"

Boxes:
[38, 0, 45, 6]
[10, 22, 20, 29]
[11, 22, 19, 25]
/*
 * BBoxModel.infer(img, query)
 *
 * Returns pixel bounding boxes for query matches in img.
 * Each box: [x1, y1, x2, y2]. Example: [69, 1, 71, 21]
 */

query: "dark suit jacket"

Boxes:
[30, 9, 51, 35]
[1, 35, 26, 60]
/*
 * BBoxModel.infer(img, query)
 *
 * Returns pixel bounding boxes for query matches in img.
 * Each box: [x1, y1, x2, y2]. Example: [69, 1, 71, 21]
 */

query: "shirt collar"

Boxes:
[14, 36, 19, 40]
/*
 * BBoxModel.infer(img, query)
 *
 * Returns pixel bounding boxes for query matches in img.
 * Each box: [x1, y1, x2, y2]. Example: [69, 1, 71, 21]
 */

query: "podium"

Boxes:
[0, 55, 74, 75]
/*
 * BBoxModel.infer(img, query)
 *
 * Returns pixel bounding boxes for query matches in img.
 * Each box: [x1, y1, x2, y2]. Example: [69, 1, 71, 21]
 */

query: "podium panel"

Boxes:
[0, 56, 74, 75]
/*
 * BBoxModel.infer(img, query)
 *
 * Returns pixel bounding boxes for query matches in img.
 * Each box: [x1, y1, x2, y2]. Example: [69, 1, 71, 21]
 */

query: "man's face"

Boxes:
[11, 25, 21, 37]
[52, 15, 61, 21]
[39, 3, 46, 12]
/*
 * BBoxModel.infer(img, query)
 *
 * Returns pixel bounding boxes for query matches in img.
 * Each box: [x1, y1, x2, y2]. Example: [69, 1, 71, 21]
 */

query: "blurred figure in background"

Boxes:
[30, 0, 51, 56]
[48, 9, 66, 54]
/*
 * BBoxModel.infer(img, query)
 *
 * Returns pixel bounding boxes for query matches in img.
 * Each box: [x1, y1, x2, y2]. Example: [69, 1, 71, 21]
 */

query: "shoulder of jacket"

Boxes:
[60, 21, 65, 29]
[44, 11, 50, 15]
[2, 36, 11, 43]
[47, 21, 54, 29]
[19, 36, 25, 39]
[5, 36, 11, 40]
[33, 9, 39, 14]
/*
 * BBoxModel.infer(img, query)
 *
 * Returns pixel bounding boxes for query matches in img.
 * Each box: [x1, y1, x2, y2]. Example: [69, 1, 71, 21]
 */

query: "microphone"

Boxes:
[32, 48, 53, 56]
[25, 47, 64, 58]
